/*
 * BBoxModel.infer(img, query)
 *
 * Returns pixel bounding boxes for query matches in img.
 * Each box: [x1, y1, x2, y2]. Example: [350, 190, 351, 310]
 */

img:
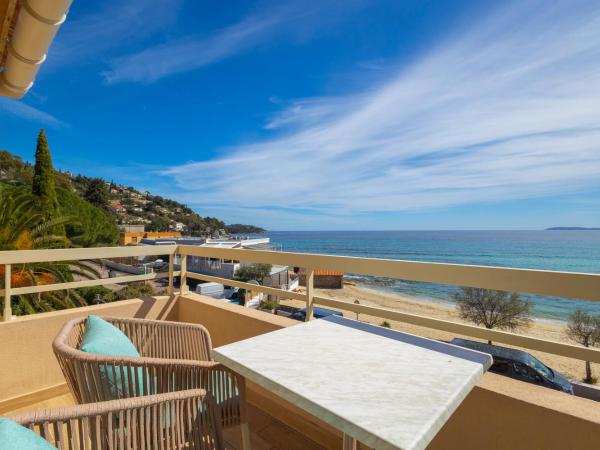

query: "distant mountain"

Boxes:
[546, 227, 600, 230]
[225, 224, 266, 234]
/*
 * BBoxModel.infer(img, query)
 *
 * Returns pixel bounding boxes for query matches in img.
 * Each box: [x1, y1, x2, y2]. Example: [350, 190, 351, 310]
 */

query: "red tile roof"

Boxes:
[299, 269, 344, 276]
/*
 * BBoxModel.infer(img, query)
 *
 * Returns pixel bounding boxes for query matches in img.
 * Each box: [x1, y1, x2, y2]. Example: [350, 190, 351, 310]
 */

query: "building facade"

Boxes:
[299, 269, 344, 289]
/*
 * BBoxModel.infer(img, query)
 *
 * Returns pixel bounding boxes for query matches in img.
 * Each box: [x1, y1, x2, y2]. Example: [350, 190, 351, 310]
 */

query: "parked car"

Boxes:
[450, 338, 574, 394]
[290, 307, 343, 321]
[224, 286, 238, 299]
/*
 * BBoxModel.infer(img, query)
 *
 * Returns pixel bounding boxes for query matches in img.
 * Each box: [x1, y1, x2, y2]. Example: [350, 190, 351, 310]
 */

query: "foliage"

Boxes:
[226, 224, 266, 234]
[58, 187, 118, 246]
[565, 309, 600, 383]
[0, 188, 69, 250]
[454, 287, 532, 343]
[380, 321, 391, 328]
[260, 298, 278, 311]
[108, 283, 162, 301]
[0, 150, 33, 184]
[0, 189, 100, 314]
[234, 264, 272, 284]
[1, 141, 258, 238]
[76, 286, 113, 304]
[84, 178, 109, 210]
[146, 215, 171, 232]
[31, 129, 59, 218]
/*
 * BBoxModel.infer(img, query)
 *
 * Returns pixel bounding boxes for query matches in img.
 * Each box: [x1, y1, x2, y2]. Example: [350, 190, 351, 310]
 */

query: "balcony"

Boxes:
[1, 244, 600, 449]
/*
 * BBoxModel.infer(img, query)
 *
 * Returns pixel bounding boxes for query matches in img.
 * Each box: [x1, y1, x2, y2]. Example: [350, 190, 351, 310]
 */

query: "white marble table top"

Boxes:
[212, 315, 492, 450]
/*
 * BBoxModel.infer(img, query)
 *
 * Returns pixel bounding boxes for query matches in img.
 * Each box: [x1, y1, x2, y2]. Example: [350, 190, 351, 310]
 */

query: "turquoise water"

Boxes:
[261, 230, 600, 321]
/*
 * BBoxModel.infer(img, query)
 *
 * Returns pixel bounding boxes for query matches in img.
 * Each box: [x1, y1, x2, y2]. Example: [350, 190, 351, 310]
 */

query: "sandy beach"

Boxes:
[280, 282, 597, 383]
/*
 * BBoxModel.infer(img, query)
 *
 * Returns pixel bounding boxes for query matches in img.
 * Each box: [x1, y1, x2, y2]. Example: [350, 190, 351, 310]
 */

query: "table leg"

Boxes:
[343, 433, 357, 450]
[241, 422, 252, 450]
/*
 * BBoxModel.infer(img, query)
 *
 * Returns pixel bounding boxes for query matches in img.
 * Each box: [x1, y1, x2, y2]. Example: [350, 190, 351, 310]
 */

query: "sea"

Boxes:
[257, 230, 600, 323]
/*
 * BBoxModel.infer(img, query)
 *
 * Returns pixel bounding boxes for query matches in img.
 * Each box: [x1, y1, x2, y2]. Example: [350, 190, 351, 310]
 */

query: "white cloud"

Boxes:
[101, 0, 369, 84]
[50, 0, 183, 65]
[102, 12, 281, 84]
[160, 0, 600, 224]
[0, 99, 66, 127]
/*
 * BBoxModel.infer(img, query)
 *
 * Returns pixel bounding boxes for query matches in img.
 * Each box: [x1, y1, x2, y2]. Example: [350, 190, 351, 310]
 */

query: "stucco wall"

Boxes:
[2, 293, 600, 450]
[178, 293, 600, 450]
[299, 274, 343, 289]
[0, 296, 176, 405]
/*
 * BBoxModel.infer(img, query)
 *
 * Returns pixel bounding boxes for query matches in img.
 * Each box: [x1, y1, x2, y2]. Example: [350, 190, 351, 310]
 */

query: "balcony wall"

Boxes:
[1, 293, 600, 450]
[175, 293, 600, 450]
[0, 295, 176, 412]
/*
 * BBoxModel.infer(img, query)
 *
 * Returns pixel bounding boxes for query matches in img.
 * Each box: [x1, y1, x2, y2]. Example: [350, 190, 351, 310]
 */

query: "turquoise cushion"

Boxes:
[0, 419, 57, 450]
[80, 315, 151, 398]
[81, 315, 139, 357]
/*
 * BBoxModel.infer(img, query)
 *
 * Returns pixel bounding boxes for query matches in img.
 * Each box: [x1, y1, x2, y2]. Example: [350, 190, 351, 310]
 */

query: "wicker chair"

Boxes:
[53, 316, 250, 450]
[6, 389, 225, 449]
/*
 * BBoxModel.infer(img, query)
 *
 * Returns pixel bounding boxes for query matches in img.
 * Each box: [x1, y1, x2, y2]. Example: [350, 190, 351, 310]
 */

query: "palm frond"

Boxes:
[67, 261, 102, 279]
[32, 234, 70, 247]
[30, 215, 77, 239]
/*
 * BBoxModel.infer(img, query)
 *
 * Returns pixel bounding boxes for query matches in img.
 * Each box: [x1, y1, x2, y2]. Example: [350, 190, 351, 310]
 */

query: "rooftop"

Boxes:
[299, 268, 344, 276]
[0, 0, 69, 98]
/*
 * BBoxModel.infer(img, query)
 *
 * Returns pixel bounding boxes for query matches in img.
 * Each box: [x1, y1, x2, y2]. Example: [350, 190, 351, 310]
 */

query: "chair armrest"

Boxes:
[7, 389, 207, 424]
[6, 390, 225, 450]
[59, 352, 241, 400]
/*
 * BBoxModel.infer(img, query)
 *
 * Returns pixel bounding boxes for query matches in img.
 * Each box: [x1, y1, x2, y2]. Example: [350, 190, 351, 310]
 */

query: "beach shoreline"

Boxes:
[353, 282, 568, 327]
[281, 281, 596, 383]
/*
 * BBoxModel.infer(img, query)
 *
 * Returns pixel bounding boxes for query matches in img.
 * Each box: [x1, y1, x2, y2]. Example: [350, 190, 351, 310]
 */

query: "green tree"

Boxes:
[31, 129, 59, 217]
[58, 187, 118, 246]
[0, 150, 34, 184]
[84, 178, 109, 210]
[566, 309, 600, 383]
[0, 188, 68, 250]
[454, 287, 532, 344]
[234, 263, 272, 284]
[147, 215, 171, 232]
[0, 188, 100, 315]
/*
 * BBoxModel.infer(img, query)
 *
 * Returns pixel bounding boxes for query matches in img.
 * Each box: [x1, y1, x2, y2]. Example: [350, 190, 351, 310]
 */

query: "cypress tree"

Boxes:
[32, 129, 59, 216]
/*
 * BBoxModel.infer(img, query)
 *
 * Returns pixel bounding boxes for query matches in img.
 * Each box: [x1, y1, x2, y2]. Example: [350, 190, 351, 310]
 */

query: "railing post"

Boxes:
[180, 253, 188, 294]
[167, 253, 174, 296]
[305, 268, 314, 321]
[2, 264, 11, 321]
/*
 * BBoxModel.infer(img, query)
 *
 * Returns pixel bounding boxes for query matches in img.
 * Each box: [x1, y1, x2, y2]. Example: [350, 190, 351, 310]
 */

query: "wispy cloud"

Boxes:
[0, 99, 66, 127]
[102, 0, 368, 84]
[159, 0, 600, 225]
[102, 13, 281, 84]
[50, 0, 183, 65]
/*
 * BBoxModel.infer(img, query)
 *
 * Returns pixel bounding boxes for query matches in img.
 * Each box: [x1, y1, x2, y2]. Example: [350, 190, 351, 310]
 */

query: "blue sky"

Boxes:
[1, 0, 600, 230]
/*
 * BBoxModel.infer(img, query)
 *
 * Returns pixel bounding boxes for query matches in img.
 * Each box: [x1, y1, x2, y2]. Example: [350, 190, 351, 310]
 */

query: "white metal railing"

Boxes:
[2, 244, 600, 364]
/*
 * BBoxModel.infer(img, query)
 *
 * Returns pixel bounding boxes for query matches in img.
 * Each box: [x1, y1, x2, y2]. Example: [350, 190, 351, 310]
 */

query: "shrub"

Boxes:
[454, 287, 532, 343]
[565, 309, 600, 383]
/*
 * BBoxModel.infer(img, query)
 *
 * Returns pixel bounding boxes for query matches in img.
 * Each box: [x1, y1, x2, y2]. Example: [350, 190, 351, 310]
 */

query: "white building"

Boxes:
[140, 236, 290, 288]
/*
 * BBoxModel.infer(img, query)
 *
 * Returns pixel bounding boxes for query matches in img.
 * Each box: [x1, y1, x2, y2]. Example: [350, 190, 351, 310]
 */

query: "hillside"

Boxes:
[225, 224, 266, 234]
[70, 174, 227, 236]
[0, 149, 260, 238]
[546, 227, 600, 231]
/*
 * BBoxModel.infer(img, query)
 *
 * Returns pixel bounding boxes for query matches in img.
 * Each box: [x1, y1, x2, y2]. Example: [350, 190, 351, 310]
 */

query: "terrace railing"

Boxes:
[2, 244, 600, 365]
[0, 245, 178, 321]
